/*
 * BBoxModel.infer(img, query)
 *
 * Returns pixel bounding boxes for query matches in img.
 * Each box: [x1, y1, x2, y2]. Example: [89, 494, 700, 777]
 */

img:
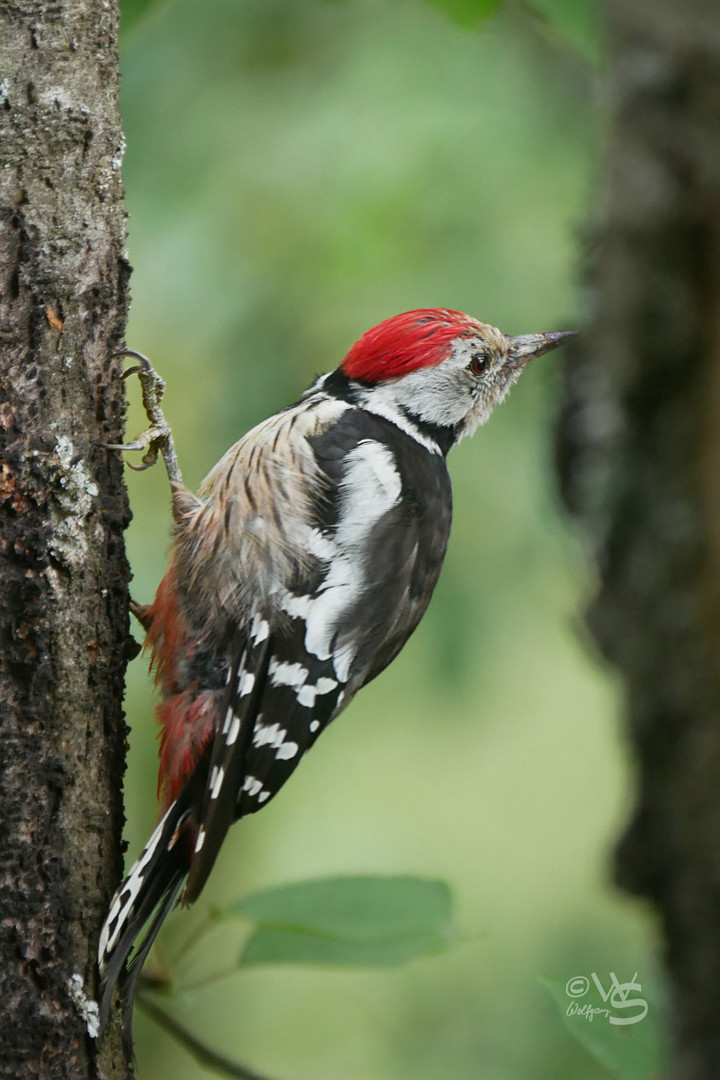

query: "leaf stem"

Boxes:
[137, 992, 279, 1080]
[174, 963, 241, 994]
[170, 911, 218, 972]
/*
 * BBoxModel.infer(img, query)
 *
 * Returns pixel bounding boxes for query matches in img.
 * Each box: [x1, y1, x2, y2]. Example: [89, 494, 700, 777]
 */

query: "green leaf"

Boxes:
[220, 875, 456, 969]
[523, 0, 603, 65]
[421, 0, 502, 30]
[241, 926, 452, 968]
[543, 976, 664, 1080]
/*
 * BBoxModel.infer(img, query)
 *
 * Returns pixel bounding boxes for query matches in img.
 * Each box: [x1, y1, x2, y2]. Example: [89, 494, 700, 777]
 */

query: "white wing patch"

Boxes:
[280, 593, 312, 620]
[252, 720, 300, 760]
[243, 775, 271, 802]
[237, 671, 256, 697]
[268, 659, 308, 690]
[226, 715, 241, 746]
[209, 765, 225, 800]
[305, 527, 336, 562]
[250, 613, 270, 644]
[298, 676, 337, 707]
[301, 440, 402, 681]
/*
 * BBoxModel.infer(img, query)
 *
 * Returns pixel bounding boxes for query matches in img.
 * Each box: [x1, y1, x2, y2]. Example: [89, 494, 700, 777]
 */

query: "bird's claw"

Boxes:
[101, 350, 183, 487]
[102, 427, 166, 471]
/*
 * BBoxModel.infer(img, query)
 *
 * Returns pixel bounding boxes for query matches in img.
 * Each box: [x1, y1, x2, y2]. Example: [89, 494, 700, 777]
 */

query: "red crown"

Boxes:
[341, 309, 485, 384]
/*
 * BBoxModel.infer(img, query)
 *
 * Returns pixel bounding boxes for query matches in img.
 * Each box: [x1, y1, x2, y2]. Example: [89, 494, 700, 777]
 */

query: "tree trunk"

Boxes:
[0, 1, 131, 1076]
[556, 1, 720, 1076]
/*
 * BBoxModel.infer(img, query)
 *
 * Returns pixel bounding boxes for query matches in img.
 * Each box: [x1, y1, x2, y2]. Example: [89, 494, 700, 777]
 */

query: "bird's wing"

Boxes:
[183, 405, 452, 902]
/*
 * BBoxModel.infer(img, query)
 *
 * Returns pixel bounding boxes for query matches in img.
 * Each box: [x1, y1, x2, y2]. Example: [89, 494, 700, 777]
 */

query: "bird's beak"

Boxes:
[505, 330, 577, 369]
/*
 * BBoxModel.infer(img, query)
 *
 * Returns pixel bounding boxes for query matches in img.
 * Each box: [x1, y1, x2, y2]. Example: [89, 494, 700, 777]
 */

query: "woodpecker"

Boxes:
[98, 308, 574, 1043]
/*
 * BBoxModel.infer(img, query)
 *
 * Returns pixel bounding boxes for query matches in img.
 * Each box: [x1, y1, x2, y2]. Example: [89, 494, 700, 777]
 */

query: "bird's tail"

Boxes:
[97, 788, 195, 1051]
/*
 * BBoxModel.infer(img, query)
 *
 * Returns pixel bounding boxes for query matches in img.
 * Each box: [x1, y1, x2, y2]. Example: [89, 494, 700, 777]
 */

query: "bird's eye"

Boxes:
[470, 352, 489, 376]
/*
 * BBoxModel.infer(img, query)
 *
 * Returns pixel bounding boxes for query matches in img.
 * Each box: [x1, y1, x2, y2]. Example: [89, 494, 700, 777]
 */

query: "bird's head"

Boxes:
[340, 309, 576, 447]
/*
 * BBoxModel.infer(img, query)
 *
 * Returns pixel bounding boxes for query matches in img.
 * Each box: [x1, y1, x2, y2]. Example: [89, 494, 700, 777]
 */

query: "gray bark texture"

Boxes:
[0, 1, 132, 1077]
[556, 1, 720, 1076]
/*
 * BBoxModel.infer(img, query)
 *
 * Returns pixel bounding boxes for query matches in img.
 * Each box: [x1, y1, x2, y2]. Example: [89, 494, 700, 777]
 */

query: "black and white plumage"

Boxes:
[98, 309, 574, 1044]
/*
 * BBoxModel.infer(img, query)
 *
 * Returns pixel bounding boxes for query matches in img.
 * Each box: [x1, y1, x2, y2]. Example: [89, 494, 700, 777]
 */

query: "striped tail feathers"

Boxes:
[97, 637, 270, 1045]
[117, 874, 185, 1057]
[97, 784, 196, 1042]
[184, 635, 271, 904]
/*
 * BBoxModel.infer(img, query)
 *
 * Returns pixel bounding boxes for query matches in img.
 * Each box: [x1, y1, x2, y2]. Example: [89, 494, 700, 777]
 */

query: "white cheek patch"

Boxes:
[358, 338, 506, 435]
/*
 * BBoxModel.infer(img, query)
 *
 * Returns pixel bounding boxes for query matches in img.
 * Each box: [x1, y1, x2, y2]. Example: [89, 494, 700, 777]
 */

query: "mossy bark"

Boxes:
[0, 1, 132, 1076]
[556, 1, 720, 1076]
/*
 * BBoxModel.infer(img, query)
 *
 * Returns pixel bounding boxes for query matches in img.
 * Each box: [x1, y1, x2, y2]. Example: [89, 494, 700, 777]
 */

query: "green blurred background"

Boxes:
[117, 1, 655, 1077]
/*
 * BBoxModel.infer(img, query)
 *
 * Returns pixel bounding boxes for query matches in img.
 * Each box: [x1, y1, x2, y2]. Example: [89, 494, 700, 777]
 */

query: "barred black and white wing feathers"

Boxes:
[97, 394, 453, 1044]
[249, 414, 448, 779]
[184, 634, 271, 902]
[189, 404, 452, 851]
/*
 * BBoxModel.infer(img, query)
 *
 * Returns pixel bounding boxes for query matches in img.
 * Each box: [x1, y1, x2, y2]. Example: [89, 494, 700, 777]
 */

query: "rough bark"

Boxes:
[556, 1, 720, 1077]
[0, 1, 131, 1077]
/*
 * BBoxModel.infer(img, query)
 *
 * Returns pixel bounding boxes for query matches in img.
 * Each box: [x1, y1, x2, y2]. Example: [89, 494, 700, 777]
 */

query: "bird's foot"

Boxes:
[103, 350, 183, 488]
[129, 598, 153, 632]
